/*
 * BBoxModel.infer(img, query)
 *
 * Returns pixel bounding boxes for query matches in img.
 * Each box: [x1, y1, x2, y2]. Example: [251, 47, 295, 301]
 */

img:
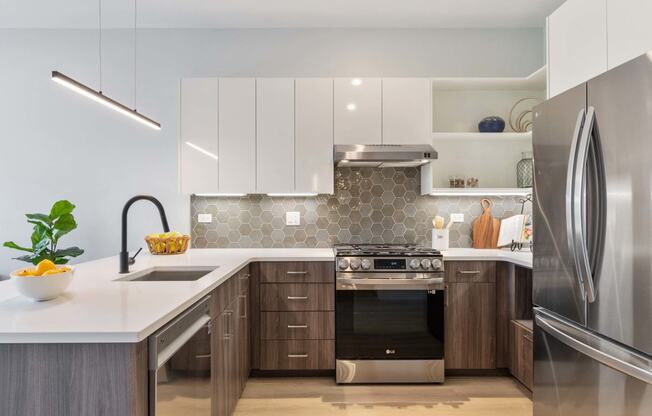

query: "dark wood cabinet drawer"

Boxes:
[258, 262, 334, 283]
[261, 312, 334, 340]
[445, 261, 496, 283]
[260, 340, 335, 370]
[260, 283, 334, 311]
[510, 320, 533, 390]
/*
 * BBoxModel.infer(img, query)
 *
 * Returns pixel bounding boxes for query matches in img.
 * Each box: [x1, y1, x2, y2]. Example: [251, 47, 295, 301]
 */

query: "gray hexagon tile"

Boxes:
[191, 167, 531, 248]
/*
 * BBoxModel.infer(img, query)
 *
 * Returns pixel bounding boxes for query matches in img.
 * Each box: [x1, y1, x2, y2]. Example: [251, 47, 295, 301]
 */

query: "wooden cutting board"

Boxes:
[472, 198, 501, 249]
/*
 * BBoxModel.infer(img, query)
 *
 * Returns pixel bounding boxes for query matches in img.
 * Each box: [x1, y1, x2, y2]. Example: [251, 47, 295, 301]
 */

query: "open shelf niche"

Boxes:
[422, 66, 545, 196]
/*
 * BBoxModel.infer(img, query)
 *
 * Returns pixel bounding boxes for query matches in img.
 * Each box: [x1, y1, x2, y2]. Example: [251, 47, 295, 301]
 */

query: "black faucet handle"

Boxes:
[129, 247, 143, 265]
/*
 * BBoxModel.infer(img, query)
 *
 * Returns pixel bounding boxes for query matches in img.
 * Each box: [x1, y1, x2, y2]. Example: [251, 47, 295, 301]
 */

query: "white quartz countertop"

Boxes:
[0, 248, 334, 344]
[442, 248, 532, 269]
[0, 247, 531, 344]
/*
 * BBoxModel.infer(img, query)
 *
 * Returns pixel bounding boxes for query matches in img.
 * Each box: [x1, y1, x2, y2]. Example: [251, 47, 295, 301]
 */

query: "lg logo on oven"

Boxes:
[385, 349, 396, 355]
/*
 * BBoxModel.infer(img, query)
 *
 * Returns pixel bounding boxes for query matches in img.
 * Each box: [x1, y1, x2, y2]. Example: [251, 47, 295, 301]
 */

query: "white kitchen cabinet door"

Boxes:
[256, 78, 295, 194]
[180, 78, 218, 194]
[607, 0, 652, 69]
[547, 0, 607, 98]
[295, 79, 334, 194]
[218, 78, 256, 193]
[334, 78, 381, 144]
[382, 78, 432, 144]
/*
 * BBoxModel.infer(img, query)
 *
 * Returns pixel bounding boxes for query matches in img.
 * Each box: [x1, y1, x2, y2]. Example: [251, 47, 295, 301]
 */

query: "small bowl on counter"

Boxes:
[10, 265, 75, 301]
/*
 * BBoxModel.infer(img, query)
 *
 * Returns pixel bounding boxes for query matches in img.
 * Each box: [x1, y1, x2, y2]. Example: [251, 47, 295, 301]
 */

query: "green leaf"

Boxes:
[3, 241, 34, 253]
[25, 213, 52, 226]
[53, 214, 77, 233]
[50, 200, 75, 220]
[30, 223, 51, 246]
[54, 247, 84, 258]
[53, 257, 70, 265]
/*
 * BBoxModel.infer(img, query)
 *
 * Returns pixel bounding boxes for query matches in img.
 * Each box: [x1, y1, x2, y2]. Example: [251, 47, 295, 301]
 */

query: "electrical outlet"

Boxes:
[197, 213, 213, 223]
[450, 213, 465, 223]
[286, 211, 300, 226]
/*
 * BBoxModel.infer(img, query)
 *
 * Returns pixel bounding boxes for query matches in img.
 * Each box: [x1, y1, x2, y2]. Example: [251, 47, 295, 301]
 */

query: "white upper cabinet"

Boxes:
[179, 78, 218, 194]
[295, 78, 334, 194]
[607, 0, 652, 69]
[382, 78, 432, 144]
[256, 78, 295, 194]
[334, 78, 382, 144]
[218, 78, 256, 194]
[547, 0, 607, 98]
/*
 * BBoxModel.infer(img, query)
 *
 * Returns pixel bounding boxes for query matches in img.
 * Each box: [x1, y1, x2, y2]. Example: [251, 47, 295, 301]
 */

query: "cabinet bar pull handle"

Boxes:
[239, 295, 247, 319]
[287, 296, 309, 300]
[287, 271, 308, 275]
[287, 324, 308, 329]
[288, 354, 309, 358]
[195, 354, 211, 359]
[459, 270, 481, 274]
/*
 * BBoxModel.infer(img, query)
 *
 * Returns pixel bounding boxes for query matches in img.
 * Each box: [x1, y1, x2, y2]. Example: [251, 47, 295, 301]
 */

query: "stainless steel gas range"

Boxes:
[334, 244, 445, 384]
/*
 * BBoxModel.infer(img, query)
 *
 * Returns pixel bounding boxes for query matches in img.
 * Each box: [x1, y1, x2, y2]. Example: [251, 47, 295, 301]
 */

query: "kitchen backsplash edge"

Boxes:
[190, 167, 531, 248]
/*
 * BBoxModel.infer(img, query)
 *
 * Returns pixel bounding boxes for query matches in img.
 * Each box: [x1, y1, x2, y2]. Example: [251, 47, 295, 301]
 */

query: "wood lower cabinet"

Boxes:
[252, 262, 335, 371]
[510, 320, 534, 390]
[211, 267, 250, 416]
[444, 261, 497, 370]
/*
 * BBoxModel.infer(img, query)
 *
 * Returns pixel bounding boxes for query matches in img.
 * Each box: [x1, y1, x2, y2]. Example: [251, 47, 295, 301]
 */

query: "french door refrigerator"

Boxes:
[532, 52, 652, 415]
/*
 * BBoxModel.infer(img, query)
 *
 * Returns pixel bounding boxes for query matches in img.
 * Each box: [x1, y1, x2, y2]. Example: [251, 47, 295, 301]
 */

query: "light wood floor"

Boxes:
[234, 377, 533, 416]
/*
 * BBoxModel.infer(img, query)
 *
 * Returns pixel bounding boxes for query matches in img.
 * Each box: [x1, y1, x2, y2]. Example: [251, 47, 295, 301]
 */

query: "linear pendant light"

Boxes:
[51, 0, 161, 130]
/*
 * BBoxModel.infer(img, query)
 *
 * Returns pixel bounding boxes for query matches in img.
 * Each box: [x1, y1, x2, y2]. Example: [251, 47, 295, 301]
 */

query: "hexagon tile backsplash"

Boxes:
[191, 167, 531, 248]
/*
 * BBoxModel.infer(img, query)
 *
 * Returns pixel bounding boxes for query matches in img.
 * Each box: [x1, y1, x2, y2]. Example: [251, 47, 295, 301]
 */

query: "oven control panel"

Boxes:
[337, 257, 443, 272]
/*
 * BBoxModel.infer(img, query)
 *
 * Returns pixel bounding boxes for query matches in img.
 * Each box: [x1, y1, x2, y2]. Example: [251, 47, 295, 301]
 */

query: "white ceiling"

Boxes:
[0, 0, 565, 29]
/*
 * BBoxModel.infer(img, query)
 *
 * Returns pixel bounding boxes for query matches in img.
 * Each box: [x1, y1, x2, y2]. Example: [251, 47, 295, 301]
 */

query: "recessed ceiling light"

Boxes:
[351, 78, 362, 86]
[346, 103, 357, 111]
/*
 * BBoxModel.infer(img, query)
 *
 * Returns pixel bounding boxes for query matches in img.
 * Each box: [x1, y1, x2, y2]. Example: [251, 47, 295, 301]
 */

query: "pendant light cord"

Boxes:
[98, 0, 102, 93]
[134, 0, 137, 110]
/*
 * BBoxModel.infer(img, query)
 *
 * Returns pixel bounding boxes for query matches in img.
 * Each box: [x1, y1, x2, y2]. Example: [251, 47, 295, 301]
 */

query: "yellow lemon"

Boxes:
[35, 259, 57, 276]
[15, 268, 36, 277]
[42, 269, 64, 276]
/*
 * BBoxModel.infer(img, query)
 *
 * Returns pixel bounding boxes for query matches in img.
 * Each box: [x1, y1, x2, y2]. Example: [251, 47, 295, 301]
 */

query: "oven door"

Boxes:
[336, 277, 444, 360]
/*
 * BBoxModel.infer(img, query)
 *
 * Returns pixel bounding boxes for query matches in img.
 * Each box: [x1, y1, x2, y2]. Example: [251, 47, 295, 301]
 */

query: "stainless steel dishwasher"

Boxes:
[149, 296, 212, 416]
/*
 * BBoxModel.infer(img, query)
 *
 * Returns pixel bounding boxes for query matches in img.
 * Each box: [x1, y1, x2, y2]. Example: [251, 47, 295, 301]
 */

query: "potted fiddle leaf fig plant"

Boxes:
[3, 200, 84, 265]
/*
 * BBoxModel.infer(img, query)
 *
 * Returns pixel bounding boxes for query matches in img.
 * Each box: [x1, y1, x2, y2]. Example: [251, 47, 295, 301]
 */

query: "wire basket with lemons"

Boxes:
[145, 232, 190, 255]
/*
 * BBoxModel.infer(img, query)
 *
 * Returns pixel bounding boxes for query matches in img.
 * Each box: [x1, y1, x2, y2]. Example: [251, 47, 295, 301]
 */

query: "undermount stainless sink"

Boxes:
[115, 267, 218, 282]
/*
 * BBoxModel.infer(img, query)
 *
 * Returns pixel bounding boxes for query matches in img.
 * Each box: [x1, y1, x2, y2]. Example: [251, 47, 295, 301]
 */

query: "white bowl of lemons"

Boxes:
[10, 260, 74, 301]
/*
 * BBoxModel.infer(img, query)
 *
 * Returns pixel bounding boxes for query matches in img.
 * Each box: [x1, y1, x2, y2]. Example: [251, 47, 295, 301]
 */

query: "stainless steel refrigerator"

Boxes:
[532, 52, 652, 415]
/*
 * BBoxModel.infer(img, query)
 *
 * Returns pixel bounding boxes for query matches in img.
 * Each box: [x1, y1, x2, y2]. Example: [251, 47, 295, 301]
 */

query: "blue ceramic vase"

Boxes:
[478, 116, 506, 133]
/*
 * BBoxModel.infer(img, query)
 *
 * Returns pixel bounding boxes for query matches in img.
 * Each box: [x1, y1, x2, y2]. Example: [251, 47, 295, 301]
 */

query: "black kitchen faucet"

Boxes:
[119, 195, 170, 273]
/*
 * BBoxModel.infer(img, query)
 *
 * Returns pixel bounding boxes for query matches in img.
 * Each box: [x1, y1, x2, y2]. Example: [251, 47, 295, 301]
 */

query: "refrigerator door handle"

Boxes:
[535, 308, 652, 385]
[566, 108, 587, 296]
[573, 106, 597, 303]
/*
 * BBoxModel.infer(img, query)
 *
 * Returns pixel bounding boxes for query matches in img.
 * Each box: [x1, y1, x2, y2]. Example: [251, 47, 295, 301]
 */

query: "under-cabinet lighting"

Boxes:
[267, 193, 318, 197]
[195, 193, 246, 197]
[51, 71, 161, 130]
[185, 141, 218, 160]
[430, 191, 531, 197]
[346, 103, 357, 111]
[351, 78, 362, 86]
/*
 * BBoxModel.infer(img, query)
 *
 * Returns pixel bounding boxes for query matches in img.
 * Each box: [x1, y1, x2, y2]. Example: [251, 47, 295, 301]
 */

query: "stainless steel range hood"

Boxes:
[334, 144, 437, 167]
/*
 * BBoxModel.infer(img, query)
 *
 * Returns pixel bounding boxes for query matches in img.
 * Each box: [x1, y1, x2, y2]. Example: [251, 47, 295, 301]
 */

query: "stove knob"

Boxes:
[431, 259, 443, 270]
[409, 259, 421, 269]
[350, 258, 362, 270]
[421, 259, 432, 269]
[337, 258, 350, 270]
[361, 259, 372, 270]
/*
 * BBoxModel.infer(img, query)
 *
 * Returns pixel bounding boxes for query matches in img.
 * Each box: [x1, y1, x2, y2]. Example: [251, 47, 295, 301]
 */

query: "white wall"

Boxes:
[0, 28, 544, 275]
